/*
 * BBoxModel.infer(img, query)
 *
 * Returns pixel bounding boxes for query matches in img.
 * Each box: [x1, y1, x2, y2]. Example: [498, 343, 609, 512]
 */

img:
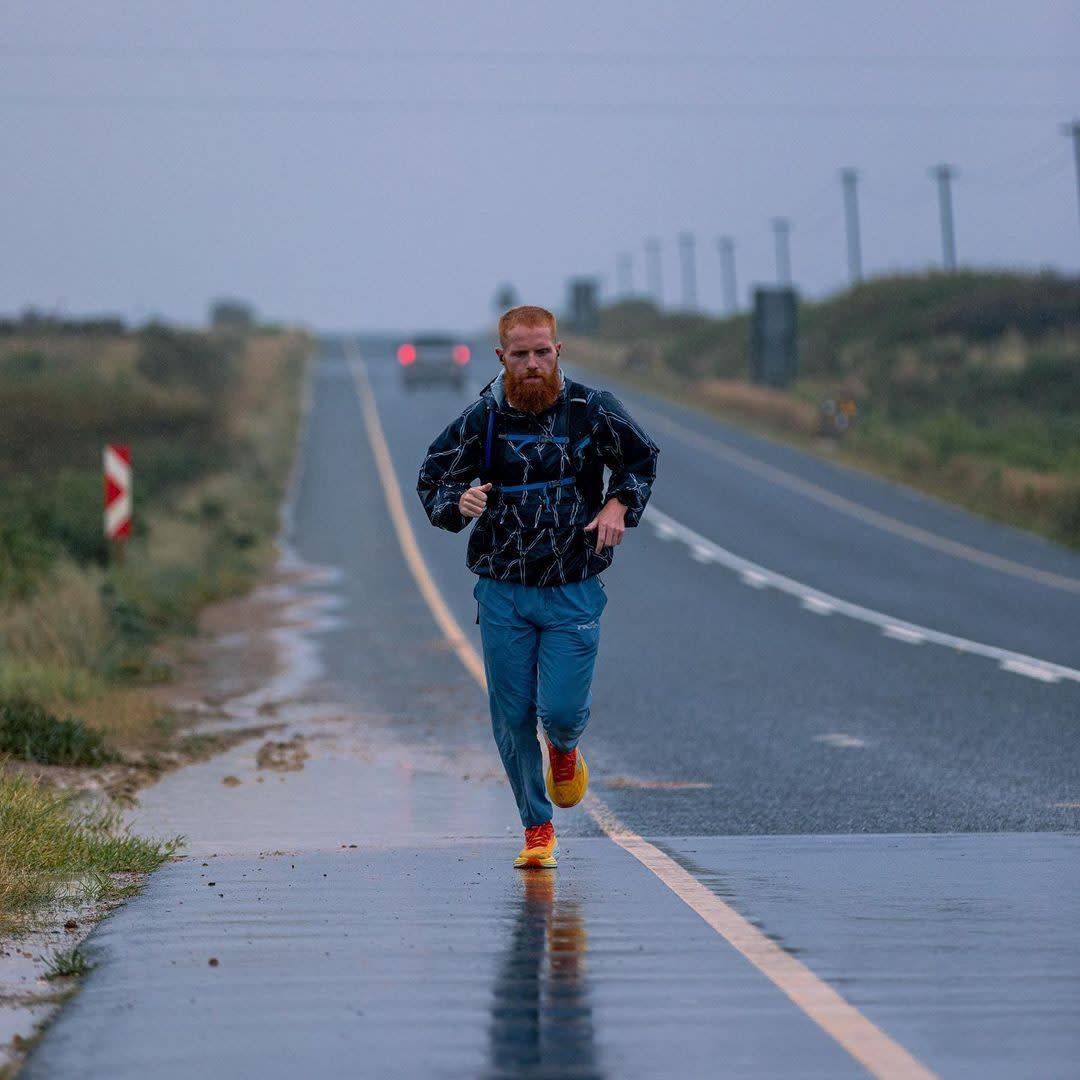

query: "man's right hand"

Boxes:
[459, 482, 493, 519]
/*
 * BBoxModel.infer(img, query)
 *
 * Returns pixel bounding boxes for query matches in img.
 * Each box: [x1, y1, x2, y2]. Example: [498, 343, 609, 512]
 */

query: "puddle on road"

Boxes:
[128, 539, 516, 858]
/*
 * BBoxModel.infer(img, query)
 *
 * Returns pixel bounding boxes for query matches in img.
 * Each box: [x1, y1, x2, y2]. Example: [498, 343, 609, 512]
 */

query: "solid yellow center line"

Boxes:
[347, 347, 938, 1080]
[633, 403, 1080, 595]
[349, 351, 487, 689]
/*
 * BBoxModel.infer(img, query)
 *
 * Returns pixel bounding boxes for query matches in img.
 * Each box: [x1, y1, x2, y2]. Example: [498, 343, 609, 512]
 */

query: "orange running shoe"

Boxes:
[514, 821, 559, 869]
[545, 739, 589, 809]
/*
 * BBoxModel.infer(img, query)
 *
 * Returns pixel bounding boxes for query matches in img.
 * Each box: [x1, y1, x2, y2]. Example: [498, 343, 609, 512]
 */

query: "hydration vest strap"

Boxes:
[497, 476, 577, 494]
[480, 382, 594, 494]
[483, 406, 496, 475]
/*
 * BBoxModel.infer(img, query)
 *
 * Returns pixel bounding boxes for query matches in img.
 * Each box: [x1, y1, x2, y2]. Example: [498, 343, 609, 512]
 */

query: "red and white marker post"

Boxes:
[104, 444, 132, 562]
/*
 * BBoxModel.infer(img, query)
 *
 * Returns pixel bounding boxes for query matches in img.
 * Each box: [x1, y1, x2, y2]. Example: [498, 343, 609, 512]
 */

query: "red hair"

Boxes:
[498, 305, 557, 347]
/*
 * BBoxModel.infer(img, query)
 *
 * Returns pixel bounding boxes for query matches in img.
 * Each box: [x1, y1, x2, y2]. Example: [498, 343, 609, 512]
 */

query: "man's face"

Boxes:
[496, 324, 562, 413]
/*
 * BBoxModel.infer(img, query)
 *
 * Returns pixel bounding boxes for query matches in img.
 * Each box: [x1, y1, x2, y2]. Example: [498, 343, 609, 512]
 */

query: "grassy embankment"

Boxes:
[570, 271, 1080, 549]
[0, 323, 310, 930]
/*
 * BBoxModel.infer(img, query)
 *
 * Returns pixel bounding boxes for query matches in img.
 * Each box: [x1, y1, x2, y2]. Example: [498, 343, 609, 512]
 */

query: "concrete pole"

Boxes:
[1062, 121, 1080, 258]
[772, 217, 792, 286]
[678, 232, 698, 310]
[932, 164, 958, 271]
[718, 236, 738, 314]
[840, 168, 863, 284]
[645, 237, 663, 307]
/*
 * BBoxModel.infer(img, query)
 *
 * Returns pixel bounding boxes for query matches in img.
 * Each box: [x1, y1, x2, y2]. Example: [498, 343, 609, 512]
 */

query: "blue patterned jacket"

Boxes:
[417, 372, 659, 586]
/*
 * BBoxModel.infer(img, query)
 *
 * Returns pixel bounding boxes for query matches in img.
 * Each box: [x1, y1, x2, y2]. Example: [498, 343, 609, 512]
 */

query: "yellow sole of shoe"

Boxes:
[513, 855, 558, 869]
[546, 752, 589, 809]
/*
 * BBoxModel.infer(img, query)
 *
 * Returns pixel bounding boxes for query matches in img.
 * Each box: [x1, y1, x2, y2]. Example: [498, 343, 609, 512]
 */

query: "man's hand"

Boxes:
[459, 482, 493, 520]
[583, 498, 628, 553]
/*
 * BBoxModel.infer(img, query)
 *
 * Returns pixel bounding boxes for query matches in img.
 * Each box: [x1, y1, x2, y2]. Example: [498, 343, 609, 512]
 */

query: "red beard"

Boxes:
[504, 365, 562, 413]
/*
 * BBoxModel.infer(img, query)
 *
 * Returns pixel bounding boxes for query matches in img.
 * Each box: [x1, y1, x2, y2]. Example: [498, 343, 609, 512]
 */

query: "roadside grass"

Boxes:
[0, 324, 308, 931]
[0, 771, 180, 934]
[43, 946, 91, 980]
[0, 701, 114, 767]
[0, 328, 308, 745]
[575, 272, 1080, 549]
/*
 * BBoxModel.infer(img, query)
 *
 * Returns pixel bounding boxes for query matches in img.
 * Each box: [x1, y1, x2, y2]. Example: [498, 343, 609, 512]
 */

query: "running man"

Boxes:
[417, 305, 659, 868]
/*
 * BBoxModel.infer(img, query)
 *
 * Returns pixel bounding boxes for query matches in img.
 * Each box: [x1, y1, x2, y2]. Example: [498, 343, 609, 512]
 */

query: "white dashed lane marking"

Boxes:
[813, 733, 869, 749]
[634, 403, 1080, 594]
[646, 505, 1080, 687]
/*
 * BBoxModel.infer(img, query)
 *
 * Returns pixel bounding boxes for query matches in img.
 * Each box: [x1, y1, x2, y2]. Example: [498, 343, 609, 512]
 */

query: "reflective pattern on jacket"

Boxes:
[417, 374, 659, 586]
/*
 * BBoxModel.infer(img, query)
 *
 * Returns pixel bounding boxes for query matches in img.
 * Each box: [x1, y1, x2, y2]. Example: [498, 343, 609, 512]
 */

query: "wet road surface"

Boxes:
[24, 339, 1080, 1078]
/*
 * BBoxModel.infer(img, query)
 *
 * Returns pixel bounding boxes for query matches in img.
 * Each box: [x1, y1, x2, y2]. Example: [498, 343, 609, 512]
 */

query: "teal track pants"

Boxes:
[474, 575, 607, 827]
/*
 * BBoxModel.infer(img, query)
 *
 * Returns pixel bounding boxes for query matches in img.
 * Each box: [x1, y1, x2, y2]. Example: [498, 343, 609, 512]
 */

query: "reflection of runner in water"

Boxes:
[487, 873, 600, 1078]
[418, 306, 659, 868]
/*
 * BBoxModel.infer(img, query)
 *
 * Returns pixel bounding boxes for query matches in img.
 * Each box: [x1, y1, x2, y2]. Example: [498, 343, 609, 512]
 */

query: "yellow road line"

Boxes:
[347, 348, 938, 1080]
[349, 353, 487, 689]
[587, 795, 936, 1080]
[634, 403, 1080, 595]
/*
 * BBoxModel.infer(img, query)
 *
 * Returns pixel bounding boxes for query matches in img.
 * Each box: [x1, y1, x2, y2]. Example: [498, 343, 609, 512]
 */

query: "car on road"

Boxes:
[397, 334, 471, 391]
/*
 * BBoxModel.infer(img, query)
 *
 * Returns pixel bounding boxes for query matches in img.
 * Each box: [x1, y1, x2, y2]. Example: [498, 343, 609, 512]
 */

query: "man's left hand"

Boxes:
[583, 498, 628, 553]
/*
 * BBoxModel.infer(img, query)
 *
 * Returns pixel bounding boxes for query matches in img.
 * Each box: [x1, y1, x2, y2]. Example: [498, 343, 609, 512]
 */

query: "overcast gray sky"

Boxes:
[3, 2, 1078, 331]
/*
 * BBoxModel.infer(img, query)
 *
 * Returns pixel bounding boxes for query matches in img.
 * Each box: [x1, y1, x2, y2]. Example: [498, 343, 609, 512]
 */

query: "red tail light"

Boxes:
[397, 344, 416, 365]
[453, 344, 471, 366]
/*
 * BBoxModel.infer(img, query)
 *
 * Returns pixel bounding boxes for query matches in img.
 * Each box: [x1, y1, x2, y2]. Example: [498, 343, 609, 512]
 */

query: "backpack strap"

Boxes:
[478, 380, 600, 507]
[565, 381, 591, 457]
[564, 380, 604, 511]
[478, 392, 502, 488]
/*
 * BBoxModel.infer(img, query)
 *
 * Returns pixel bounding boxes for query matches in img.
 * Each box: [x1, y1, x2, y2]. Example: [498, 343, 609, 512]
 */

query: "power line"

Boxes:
[0, 93, 1062, 116]
[1, 45, 1077, 69]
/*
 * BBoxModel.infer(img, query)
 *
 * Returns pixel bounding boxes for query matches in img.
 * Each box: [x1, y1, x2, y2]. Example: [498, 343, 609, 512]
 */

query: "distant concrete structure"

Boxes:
[718, 237, 738, 315]
[493, 283, 520, 314]
[751, 287, 799, 387]
[209, 298, 255, 332]
[644, 237, 663, 308]
[678, 232, 698, 310]
[565, 277, 600, 336]
[772, 219, 793, 286]
[840, 168, 863, 284]
[931, 164, 958, 271]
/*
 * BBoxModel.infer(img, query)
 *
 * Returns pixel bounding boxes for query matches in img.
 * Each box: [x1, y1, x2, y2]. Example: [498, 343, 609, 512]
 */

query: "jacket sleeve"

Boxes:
[592, 391, 659, 528]
[417, 401, 486, 533]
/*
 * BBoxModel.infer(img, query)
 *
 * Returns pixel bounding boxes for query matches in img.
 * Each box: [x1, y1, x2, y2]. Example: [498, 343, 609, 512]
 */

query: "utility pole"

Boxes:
[616, 253, 633, 298]
[678, 232, 698, 310]
[772, 217, 792, 286]
[718, 236, 738, 315]
[644, 237, 663, 308]
[1063, 120, 1080, 255]
[931, 164, 958, 271]
[840, 168, 863, 284]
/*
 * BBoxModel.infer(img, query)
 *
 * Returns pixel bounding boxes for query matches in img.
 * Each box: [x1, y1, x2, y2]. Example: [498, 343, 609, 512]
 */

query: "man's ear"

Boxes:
[495, 347, 505, 364]
[555, 341, 562, 356]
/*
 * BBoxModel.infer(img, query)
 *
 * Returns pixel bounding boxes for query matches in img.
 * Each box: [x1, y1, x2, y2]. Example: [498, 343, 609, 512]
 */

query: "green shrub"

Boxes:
[44, 946, 91, 979]
[0, 516, 57, 601]
[0, 349, 47, 378]
[136, 324, 232, 397]
[42, 470, 111, 565]
[1055, 488, 1080, 547]
[0, 699, 114, 766]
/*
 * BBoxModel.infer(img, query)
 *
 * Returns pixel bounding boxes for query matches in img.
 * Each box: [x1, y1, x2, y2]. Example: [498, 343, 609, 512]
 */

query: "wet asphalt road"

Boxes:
[24, 338, 1080, 1078]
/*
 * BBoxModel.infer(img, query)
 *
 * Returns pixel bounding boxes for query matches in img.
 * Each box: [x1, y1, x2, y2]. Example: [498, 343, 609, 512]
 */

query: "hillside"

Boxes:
[574, 271, 1080, 548]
